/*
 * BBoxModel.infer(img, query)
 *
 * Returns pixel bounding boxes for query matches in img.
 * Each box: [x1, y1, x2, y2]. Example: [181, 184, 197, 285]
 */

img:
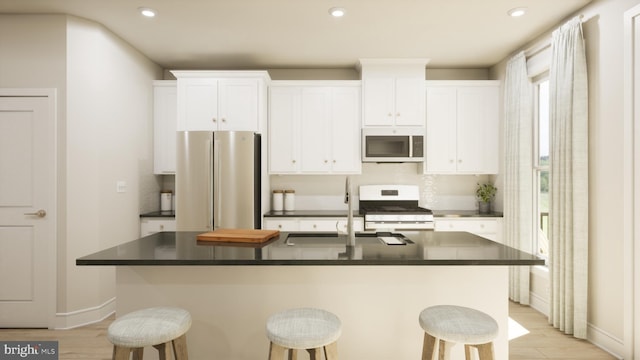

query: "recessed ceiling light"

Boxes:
[508, 7, 527, 17]
[329, 7, 346, 17]
[138, 7, 156, 18]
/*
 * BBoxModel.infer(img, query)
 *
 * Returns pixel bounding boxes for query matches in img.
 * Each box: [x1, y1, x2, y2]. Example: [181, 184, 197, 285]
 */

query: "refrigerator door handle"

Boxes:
[212, 135, 220, 230]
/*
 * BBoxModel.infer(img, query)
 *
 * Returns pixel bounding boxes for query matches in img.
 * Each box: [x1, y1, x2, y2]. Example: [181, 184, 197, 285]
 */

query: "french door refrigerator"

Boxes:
[175, 131, 261, 231]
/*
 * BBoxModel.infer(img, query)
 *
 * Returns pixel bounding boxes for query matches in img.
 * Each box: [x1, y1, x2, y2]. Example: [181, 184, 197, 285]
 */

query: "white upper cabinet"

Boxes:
[359, 59, 429, 128]
[153, 80, 177, 175]
[269, 81, 361, 175]
[172, 71, 270, 132]
[425, 81, 500, 174]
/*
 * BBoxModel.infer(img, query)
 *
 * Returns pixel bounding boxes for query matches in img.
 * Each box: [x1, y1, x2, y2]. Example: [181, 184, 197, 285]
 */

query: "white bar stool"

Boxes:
[419, 305, 499, 360]
[266, 307, 342, 360]
[107, 306, 192, 360]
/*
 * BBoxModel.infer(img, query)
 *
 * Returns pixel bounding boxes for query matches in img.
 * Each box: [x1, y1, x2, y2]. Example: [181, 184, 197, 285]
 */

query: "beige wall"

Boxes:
[490, 0, 638, 355]
[0, 14, 162, 326]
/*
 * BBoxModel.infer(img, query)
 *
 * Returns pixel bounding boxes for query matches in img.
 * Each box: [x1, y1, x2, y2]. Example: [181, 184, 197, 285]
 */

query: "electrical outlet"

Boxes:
[116, 181, 127, 193]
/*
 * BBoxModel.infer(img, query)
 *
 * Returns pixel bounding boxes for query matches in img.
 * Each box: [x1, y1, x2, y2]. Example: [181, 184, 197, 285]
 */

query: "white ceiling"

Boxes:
[0, 0, 592, 70]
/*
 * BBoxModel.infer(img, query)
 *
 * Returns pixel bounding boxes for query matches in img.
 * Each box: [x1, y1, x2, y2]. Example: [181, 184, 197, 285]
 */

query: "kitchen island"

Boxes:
[77, 231, 542, 360]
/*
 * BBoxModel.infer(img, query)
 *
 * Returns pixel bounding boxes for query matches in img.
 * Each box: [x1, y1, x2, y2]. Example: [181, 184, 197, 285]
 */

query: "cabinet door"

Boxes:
[456, 88, 488, 173]
[218, 79, 259, 131]
[425, 87, 457, 173]
[394, 77, 424, 126]
[178, 78, 218, 131]
[300, 87, 331, 173]
[140, 218, 176, 236]
[269, 87, 300, 173]
[330, 87, 361, 173]
[362, 78, 394, 126]
[455, 86, 499, 174]
[153, 83, 177, 174]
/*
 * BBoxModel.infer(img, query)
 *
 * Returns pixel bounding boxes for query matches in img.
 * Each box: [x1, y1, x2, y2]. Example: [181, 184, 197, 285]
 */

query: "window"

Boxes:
[534, 78, 550, 258]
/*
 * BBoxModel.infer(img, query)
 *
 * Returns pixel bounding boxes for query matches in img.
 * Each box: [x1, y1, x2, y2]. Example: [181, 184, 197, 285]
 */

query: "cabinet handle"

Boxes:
[324, 160, 328, 163]
[292, 160, 296, 164]
[450, 159, 454, 163]
[333, 160, 336, 163]
[278, 224, 282, 229]
[222, 118, 226, 123]
[212, 118, 217, 123]
[313, 224, 317, 228]
[458, 159, 462, 163]
[160, 225, 164, 230]
[388, 113, 393, 117]
[396, 112, 400, 117]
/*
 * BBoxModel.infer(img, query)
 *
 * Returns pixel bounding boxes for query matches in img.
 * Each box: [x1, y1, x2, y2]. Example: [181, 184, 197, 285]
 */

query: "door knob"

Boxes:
[24, 209, 47, 218]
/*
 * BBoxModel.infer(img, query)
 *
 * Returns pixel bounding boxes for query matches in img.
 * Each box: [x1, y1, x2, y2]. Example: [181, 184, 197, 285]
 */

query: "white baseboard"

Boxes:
[529, 291, 549, 316]
[527, 291, 623, 359]
[54, 297, 116, 329]
[587, 323, 624, 360]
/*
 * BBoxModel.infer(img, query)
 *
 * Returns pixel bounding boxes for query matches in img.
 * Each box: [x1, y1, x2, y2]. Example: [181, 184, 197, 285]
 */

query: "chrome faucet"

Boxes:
[344, 176, 356, 247]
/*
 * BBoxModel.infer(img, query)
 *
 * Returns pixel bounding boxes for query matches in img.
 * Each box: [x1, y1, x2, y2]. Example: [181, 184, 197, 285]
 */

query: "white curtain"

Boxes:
[548, 15, 589, 339]
[504, 51, 533, 304]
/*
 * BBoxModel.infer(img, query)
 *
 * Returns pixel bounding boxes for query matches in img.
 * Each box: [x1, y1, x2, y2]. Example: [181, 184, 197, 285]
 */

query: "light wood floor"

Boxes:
[0, 302, 618, 360]
[509, 301, 618, 359]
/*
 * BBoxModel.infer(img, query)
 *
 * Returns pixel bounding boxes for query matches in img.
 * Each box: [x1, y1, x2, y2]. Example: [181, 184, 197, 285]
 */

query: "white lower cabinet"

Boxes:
[140, 218, 176, 236]
[264, 217, 364, 233]
[434, 218, 502, 243]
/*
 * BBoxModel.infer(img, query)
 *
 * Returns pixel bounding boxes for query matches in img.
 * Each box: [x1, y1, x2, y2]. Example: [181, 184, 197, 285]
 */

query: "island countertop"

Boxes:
[76, 231, 543, 266]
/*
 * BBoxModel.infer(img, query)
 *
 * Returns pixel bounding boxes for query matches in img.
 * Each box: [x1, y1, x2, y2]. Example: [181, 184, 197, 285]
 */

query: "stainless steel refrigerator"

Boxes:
[175, 131, 262, 231]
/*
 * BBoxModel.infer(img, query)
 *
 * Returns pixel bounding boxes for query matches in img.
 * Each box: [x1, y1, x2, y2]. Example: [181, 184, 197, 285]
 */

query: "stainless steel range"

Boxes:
[359, 185, 434, 231]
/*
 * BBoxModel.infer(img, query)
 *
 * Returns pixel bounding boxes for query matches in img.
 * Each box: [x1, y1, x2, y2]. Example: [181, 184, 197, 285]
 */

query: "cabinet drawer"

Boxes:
[265, 217, 364, 233]
[435, 219, 497, 234]
[140, 218, 176, 236]
[263, 219, 300, 231]
[299, 219, 341, 232]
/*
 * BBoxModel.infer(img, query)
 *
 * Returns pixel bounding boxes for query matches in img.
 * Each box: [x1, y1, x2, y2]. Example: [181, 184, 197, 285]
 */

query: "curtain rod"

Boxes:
[523, 14, 584, 57]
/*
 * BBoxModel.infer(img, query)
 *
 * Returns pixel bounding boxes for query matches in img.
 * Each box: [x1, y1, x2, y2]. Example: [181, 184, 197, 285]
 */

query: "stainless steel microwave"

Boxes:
[362, 128, 425, 162]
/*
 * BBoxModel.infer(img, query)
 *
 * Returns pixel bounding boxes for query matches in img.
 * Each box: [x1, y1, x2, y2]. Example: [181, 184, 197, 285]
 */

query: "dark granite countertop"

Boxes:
[432, 210, 503, 218]
[76, 231, 542, 266]
[264, 210, 363, 218]
[140, 211, 175, 218]
[264, 210, 503, 218]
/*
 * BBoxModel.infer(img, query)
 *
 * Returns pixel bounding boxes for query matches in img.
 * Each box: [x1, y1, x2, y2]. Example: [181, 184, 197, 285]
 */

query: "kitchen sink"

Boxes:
[283, 233, 411, 246]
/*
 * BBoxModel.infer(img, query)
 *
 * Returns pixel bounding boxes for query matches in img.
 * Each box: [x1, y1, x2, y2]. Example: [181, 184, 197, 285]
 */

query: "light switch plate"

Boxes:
[116, 181, 127, 193]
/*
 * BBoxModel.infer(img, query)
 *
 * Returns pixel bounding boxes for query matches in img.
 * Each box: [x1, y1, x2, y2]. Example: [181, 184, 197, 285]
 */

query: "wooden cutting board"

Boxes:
[196, 228, 280, 243]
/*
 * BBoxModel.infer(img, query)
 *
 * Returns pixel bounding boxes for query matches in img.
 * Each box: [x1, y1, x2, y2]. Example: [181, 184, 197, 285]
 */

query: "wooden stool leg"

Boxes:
[172, 334, 189, 360]
[422, 332, 437, 360]
[475, 343, 494, 360]
[324, 341, 338, 360]
[438, 340, 448, 360]
[289, 348, 298, 360]
[153, 342, 170, 360]
[112, 346, 130, 360]
[306, 348, 321, 360]
[269, 342, 286, 360]
[464, 344, 472, 360]
[132, 347, 144, 360]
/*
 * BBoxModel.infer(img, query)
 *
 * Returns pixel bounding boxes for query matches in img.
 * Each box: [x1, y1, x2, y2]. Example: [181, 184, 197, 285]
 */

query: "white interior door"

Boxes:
[0, 93, 55, 328]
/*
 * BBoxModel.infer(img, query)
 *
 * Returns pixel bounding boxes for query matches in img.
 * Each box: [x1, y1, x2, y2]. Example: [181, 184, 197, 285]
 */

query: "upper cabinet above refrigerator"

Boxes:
[171, 71, 270, 132]
[358, 59, 429, 128]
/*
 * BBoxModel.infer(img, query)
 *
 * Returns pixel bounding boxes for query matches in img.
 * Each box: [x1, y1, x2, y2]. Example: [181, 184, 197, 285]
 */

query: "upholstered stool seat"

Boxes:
[108, 306, 192, 360]
[266, 307, 341, 360]
[419, 305, 498, 360]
